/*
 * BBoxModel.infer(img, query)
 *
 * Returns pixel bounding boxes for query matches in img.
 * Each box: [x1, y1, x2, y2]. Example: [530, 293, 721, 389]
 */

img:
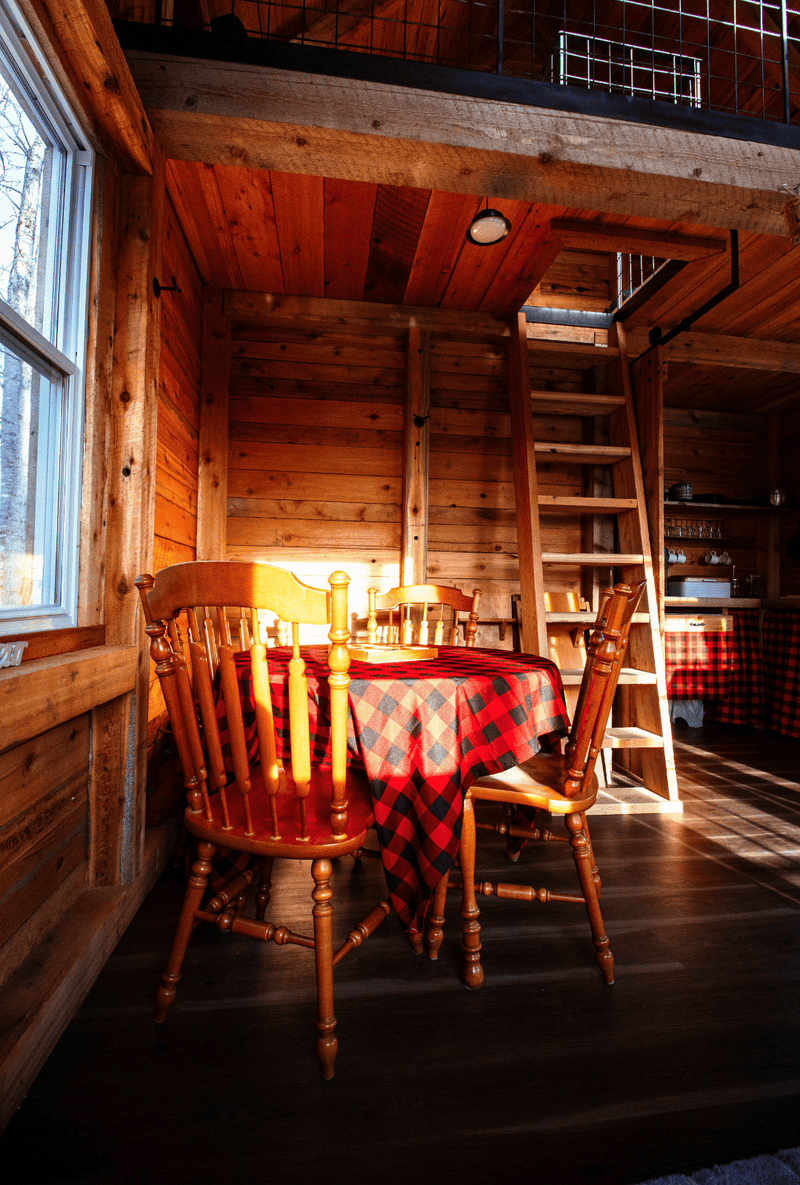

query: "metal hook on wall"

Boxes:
[153, 276, 182, 298]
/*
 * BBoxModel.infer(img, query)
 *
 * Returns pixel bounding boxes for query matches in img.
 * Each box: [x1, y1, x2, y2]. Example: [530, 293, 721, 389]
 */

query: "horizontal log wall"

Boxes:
[528, 248, 612, 313]
[0, 718, 90, 984]
[155, 194, 202, 575]
[663, 407, 770, 591]
[222, 310, 596, 648]
[226, 320, 406, 635]
[779, 407, 800, 597]
[146, 193, 203, 786]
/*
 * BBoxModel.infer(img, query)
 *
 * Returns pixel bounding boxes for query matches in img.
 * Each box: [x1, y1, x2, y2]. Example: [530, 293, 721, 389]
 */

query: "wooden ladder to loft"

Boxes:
[508, 313, 679, 805]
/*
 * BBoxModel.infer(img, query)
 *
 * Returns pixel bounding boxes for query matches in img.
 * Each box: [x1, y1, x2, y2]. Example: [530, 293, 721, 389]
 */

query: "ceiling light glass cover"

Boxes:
[467, 209, 512, 245]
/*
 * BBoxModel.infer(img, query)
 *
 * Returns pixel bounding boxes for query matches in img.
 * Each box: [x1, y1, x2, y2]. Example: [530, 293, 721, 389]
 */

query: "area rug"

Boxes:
[637, 1147, 800, 1184]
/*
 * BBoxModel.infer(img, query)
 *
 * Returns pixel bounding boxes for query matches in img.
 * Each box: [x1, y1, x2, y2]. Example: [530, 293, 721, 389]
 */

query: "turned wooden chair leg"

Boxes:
[426, 869, 449, 960]
[156, 840, 215, 1022]
[566, 813, 614, 984]
[255, 857, 273, 920]
[503, 802, 522, 862]
[581, 812, 602, 891]
[459, 795, 484, 989]
[311, 858, 338, 1080]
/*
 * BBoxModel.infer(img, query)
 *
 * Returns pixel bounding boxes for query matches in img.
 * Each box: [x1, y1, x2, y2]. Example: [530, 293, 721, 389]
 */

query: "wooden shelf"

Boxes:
[664, 597, 760, 608]
[664, 500, 773, 512]
[546, 611, 650, 624]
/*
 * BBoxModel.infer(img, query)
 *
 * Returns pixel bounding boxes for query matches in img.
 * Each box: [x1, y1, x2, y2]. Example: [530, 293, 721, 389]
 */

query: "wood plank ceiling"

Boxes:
[166, 158, 800, 415]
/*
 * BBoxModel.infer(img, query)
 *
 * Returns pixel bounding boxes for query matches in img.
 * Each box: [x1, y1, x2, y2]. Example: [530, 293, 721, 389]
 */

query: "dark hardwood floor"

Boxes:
[4, 724, 800, 1185]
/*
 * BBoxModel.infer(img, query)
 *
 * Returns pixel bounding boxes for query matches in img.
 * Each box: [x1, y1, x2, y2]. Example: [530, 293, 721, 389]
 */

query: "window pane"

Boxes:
[0, 68, 62, 343]
[0, 331, 64, 610]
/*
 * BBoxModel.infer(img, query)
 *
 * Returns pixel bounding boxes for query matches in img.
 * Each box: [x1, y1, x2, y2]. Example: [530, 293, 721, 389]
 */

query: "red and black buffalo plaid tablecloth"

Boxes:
[219, 645, 569, 927]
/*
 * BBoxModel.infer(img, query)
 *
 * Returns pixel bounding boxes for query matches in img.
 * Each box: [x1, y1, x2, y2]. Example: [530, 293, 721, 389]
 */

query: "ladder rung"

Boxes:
[559, 668, 657, 685]
[542, 553, 644, 564]
[535, 443, 631, 463]
[602, 726, 666, 749]
[530, 391, 626, 415]
[538, 496, 639, 511]
[526, 340, 621, 360]
[546, 611, 650, 624]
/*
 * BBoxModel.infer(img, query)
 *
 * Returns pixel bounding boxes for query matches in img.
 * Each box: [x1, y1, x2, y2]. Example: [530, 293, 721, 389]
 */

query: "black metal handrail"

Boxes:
[140, 0, 800, 127]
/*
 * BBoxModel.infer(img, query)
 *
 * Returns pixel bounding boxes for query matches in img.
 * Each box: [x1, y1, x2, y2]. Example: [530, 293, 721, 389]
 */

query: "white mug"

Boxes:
[719, 551, 731, 565]
[676, 548, 686, 564]
[705, 550, 719, 564]
[668, 549, 679, 563]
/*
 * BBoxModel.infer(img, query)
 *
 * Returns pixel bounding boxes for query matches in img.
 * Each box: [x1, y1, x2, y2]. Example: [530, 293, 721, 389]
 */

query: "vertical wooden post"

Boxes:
[78, 156, 115, 629]
[196, 287, 231, 561]
[92, 147, 164, 886]
[402, 327, 430, 585]
[631, 345, 666, 616]
[507, 312, 547, 656]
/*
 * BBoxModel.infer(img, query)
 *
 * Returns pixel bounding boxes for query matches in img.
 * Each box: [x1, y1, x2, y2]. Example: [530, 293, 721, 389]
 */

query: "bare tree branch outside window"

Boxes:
[0, 74, 51, 609]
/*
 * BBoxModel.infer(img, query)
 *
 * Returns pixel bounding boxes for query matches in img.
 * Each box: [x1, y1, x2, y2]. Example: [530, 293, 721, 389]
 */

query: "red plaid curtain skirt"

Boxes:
[667, 611, 800, 738]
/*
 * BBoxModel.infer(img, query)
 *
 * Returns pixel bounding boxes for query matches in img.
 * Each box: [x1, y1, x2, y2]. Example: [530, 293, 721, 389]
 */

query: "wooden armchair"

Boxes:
[367, 584, 481, 647]
[136, 561, 391, 1079]
[170, 604, 289, 684]
[426, 580, 646, 988]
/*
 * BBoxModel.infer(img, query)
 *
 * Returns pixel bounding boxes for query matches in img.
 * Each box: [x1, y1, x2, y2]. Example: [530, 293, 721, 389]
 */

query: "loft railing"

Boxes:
[120, 0, 800, 127]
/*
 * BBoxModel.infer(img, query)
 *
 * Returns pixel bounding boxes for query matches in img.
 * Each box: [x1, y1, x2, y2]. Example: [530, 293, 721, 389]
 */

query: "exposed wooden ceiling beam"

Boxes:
[628, 329, 800, 372]
[550, 220, 727, 260]
[223, 290, 513, 335]
[125, 51, 793, 235]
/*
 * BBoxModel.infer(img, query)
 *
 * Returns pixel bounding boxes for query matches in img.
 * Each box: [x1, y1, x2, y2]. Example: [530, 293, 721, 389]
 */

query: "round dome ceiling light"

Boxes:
[466, 209, 512, 246]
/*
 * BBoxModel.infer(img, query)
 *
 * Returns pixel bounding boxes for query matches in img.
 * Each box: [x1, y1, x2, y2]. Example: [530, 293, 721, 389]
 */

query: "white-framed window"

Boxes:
[0, 0, 92, 634]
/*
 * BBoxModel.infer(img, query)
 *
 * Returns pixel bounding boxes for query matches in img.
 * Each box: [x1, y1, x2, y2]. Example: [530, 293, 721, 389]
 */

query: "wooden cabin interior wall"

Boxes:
[780, 408, 800, 597]
[225, 317, 405, 621]
[663, 408, 771, 591]
[218, 312, 608, 645]
[5, 0, 800, 1137]
[145, 193, 203, 772]
[154, 195, 202, 576]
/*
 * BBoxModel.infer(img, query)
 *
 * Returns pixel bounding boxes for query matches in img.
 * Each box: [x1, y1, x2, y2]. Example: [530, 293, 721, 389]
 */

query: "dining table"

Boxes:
[216, 644, 570, 929]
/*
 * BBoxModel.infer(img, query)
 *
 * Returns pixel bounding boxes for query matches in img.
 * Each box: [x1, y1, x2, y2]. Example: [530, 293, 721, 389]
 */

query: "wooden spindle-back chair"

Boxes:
[136, 560, 391, 1079]
[426, 580, 646, 988]
[367, 584, 481, 647]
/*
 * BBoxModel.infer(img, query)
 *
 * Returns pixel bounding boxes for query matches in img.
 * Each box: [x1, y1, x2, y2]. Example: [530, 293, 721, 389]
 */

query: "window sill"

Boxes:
[0, 625, 105, 665]
[0, 644, 138, 752]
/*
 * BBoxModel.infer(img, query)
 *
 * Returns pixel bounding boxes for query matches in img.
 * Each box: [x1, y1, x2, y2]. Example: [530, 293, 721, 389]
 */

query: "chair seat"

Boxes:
[186, 764, 376, 858]
[468, 748, 599, 815]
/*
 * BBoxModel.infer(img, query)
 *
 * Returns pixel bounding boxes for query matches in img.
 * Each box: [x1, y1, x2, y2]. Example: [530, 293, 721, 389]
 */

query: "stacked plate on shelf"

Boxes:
[668, 482, 694, 501]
